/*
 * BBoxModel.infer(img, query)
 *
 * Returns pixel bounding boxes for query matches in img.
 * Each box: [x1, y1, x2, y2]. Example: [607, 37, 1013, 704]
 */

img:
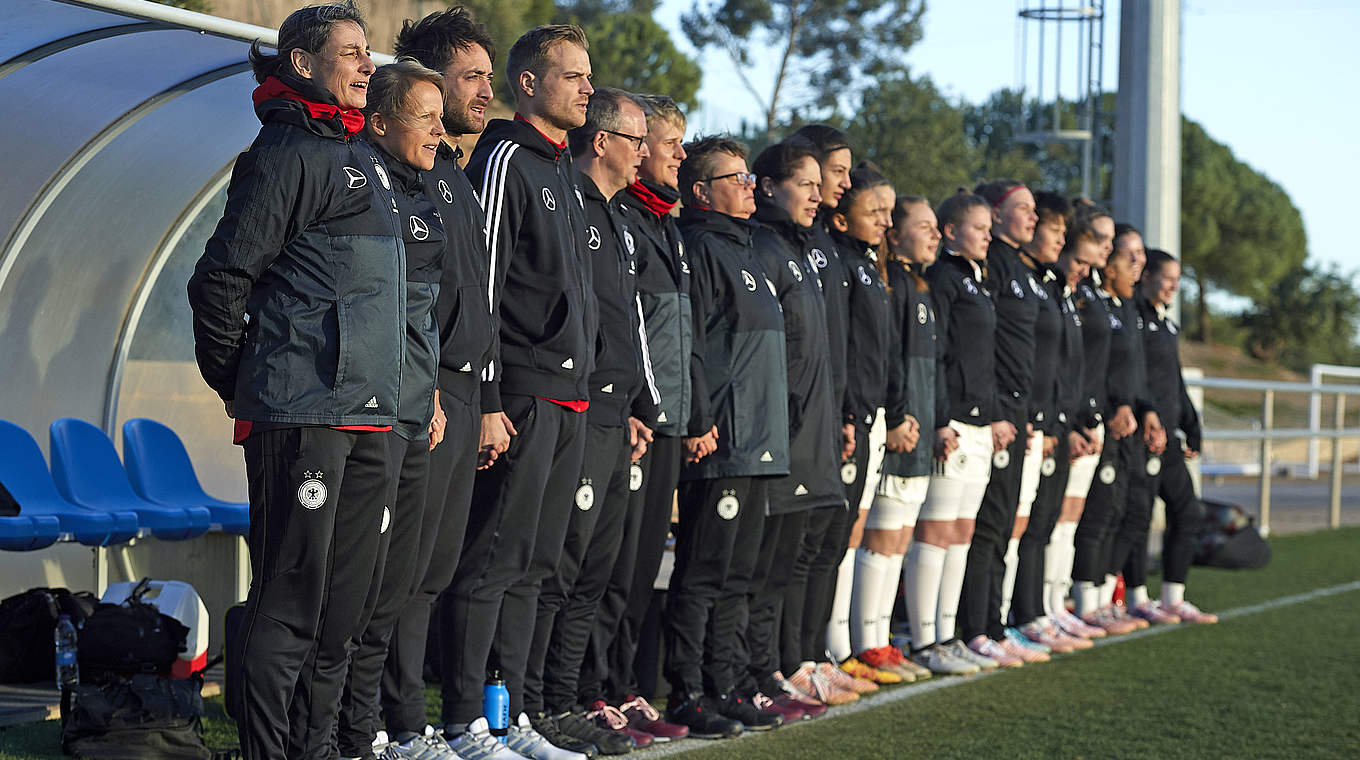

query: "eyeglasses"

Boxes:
[602, 129, 646, 151]
[703, 172, 757, 187]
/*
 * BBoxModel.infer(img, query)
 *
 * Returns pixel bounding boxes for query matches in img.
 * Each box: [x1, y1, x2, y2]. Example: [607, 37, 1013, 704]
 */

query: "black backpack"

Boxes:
[79, 579, 190, 681]
[1195, 499, 1272, 570]
[61, 672, 216, 759]
[0, 587, 97, 683]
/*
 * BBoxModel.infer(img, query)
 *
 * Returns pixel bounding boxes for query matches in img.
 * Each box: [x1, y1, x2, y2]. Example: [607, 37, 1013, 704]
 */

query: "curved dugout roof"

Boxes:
[0, 0, 286, 455]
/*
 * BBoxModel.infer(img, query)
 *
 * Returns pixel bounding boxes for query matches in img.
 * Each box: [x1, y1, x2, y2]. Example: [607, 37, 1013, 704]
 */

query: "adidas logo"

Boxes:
[364, 396, 379, 409]
[759, 451, 774, 462]
[561, 357, 575, 370]
[969, 406, 980, 417]
[601, 383, 614, 393]
[459, 361, 473, 372]
[793, 483, 808, 496]
[657, 411, 668, 423]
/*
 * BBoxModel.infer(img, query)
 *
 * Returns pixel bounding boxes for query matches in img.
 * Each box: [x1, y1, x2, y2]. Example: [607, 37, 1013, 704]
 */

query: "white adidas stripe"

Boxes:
[635, 294, 660, 405]
[476, 139, 519, 383]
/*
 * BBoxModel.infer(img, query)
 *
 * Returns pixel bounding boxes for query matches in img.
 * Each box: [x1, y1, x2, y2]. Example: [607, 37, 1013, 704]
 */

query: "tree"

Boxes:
[461, 0, 557, 70]
[961, 90, 1117, 199]
[681, 0, 925, 134]
[1240, 263, 1360, 371]
[556, 3, 702, 108]
[149, 0, 212, 12]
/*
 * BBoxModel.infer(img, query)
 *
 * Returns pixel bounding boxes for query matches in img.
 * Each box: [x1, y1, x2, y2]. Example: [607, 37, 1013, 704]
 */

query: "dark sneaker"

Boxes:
[717, 690, 782, 731]
[752, 692, 803, 722]
[618, 695, 689, 742]
[665, 694, 742, 740]
[554, 710, 634, 756]
[586, 701, 651, 750]
[527, 711, 597, 759]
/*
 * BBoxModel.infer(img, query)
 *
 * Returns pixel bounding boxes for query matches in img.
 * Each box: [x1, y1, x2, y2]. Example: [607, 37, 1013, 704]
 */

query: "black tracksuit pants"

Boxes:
[665, 477, 766, 697]
[796, 428, 868, 663]
[337, 436, 431, 756]
[234, 427, 396, 760]
[749, 510, 810, 692]
[1117, 439, 1204, 587]
[960, 419, 1027, 642]
[380, 383, 480, 738]
[1073, 429, 1146, 584]
[535, 424, 634, 714]
[1012, 436, 1071, 626]
[583, 435, 681, 703]
[440, 395, 587, 726]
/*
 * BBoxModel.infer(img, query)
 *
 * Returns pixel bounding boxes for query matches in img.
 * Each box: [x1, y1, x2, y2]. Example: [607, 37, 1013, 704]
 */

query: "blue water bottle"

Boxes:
[483, 670, 509, 742]
[54, 614, 79, 688]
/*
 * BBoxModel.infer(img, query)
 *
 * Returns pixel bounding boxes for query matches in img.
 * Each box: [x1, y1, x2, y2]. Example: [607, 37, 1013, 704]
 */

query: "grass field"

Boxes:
[4, 527, 1359, 759]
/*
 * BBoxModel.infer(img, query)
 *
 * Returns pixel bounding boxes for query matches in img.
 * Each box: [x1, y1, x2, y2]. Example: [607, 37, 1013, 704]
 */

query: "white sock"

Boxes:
[1042, 537, 1062, 619]
[826, 548, 856, 662]
[876, 552, 905, 649]
[1076, 581, 1100, 616]
[936, 543, 970, 642]
[999, 537, 1021, 626]
[904, 542, 946, 649]
[851, 548, 889, 655]
[1129, 584, 1149, 607]
[1099, 574, 1117, 607]
[1050, 521, 1077, 617]
[1163, 581, 1185, 607]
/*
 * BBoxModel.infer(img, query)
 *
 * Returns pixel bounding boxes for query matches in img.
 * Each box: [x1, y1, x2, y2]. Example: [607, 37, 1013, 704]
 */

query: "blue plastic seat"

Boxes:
[122, 418, 249, 535]
[0, 420, 137, 546]
[49, 418, 212, 541]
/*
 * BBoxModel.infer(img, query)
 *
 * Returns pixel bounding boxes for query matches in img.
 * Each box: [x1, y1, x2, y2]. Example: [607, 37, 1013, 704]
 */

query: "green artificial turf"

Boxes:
[3, 527, 1357, 760]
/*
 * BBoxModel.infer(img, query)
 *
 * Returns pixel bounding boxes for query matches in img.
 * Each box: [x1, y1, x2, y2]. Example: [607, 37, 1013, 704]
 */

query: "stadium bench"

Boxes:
[122, 418, 249, 535]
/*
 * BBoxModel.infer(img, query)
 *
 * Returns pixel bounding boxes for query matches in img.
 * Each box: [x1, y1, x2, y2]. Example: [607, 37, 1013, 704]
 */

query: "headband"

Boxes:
[994, 184, 1029, 208]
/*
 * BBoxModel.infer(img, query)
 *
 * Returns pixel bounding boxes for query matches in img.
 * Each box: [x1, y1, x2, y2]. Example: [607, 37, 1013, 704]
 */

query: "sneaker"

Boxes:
[717, 690, 782, 731]
[889, 647, 933, 680]
[586, 701, 649, 750]
[839, 656, 901, 685]
[617, 696, 688, 742]
[967, 635, 1022, 668]
[375, 730, 392, 752]
[1164, 599, 1218, 624]
[1053, 609, 1106, 639]
[1020, 620, 1085, 653]
[524, 712, 597, 759]
[380, 733, 467, 760]
[1129, 600, 1180, 625]
[818, 661, 878, 694]
[665, 694, 743, 739]
[945, 639, 999, 671]
[556, 709, 634, 756]
[858, 647, 916, 682]
[753, 691, 804, 722]
[450, 717, 539, 760]
[1083, 607, 1138, 635]
[1113, 604, 1149, 629]
[771, 673, 828, 717]
[1004, 626, 1052, 654]
[999, 634, 1049, 663]
[787, 663, 858, 705]
[909, 644, 979, 676]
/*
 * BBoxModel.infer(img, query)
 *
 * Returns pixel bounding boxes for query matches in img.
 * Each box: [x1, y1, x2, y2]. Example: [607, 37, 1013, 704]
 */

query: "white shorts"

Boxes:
[1064, 424, 1106, 498]
[849, 408, 888, 512]
[1016, 431, 1044, 518]
[867, 474, 930, 530]
[920, 420, 993, 522]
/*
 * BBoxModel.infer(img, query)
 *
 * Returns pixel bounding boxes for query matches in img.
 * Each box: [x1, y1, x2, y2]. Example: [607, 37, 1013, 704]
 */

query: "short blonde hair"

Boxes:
[363, 58, 445, 124]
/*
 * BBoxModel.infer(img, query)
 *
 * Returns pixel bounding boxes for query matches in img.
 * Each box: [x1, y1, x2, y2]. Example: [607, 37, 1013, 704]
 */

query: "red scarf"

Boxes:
[252, 76, 365, 136]
[627, 181, 679, 217]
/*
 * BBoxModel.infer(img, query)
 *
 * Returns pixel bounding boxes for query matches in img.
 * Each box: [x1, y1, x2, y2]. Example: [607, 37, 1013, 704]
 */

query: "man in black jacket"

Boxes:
[442, 23, 599, 753]
[186, 4, 403, 759]
[532, 87, 657, 755]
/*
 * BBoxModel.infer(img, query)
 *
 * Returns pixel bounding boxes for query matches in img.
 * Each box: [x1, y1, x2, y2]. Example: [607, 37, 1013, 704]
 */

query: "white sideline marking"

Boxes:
[641, 579, 1360, 757]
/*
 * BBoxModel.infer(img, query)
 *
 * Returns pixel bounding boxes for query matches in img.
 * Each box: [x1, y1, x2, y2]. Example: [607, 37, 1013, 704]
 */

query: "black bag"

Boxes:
[1195, 499, 1272, 570]
[80, 579, 190, 681]
[61, 673, 213, 759]
[0, 587, 98, 683]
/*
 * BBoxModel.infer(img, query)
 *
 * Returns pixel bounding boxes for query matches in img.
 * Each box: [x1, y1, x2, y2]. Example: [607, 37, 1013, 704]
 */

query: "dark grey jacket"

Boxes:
[188, 76, 405, 426]
[882, 260, 942, 478]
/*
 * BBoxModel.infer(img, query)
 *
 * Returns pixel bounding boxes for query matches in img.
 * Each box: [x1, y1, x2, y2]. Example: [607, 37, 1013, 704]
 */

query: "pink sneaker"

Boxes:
[1000, 635, 1050, 663]
[1042, 618, 1093, 650]
[1164, 600, 1218, 624]
[818, 661, 878, 694]
[1113, 604, 1149, 629]
[1020, 621, 1076, 653]
[968, 635, 1022, 668]
[1130, 601, 1180, 625]
[1083, 607, 1138, 635]
[1054, 609, 1106, 639]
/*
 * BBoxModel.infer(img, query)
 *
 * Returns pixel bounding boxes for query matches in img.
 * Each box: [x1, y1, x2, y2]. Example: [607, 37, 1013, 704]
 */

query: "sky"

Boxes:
[653, 0, 1360, 276]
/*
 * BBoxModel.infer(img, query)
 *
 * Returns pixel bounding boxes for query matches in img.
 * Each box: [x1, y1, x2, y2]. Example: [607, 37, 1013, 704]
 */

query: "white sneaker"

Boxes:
[945, 639, 999, 671]
[504, 713, 587, 760]
[446, 717, 532, 760]
[909, 644, 980, 675]
[380, 733, 468, 760]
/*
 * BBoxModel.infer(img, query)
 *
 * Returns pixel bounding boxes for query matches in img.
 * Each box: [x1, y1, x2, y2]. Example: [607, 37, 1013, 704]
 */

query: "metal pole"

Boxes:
[1260, 389, 1273, 536]
[1331, 393, 1346, 529]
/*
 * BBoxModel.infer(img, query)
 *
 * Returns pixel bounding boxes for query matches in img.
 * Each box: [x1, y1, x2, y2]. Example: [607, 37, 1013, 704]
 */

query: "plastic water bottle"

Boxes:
[482, 670, 509, 742]
[54, 614, 79, 688]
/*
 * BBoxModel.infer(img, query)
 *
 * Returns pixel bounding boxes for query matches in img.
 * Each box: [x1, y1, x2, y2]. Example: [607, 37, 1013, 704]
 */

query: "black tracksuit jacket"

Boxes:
[579, 173, 658, 428]
[988, 239, 1040, 424]
[835, 233, 892, 432]
[752, 203, 842, 514]
[1105, 293, 1154, 420]
[1137, 295, 1202, 450]
[928, 251, 998, 427]
[809, 218, 851, 413]
[1021, 255, 1065, 436]
[882, 260, 943, 478]
[679, 207, 789, 480]
[188, 75, 405, 426]
[425, 143, 495, 403]
[1055, 283, 1087, 435]
[464, 117, 596, 410]
[617, 181, 693, 436]
[1075, 275, 1115, 430]
[379, 144, 444, 441]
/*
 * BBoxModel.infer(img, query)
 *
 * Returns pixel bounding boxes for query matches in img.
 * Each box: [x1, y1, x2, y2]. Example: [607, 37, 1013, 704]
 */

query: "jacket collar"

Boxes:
[942, 249, 984, 282]
[371, 142, 422, 196]
[252, 74, 364, 137]
[628, 180, 680, 217]
[678, 206, 757, 244]
[753, 200, 812, 246]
